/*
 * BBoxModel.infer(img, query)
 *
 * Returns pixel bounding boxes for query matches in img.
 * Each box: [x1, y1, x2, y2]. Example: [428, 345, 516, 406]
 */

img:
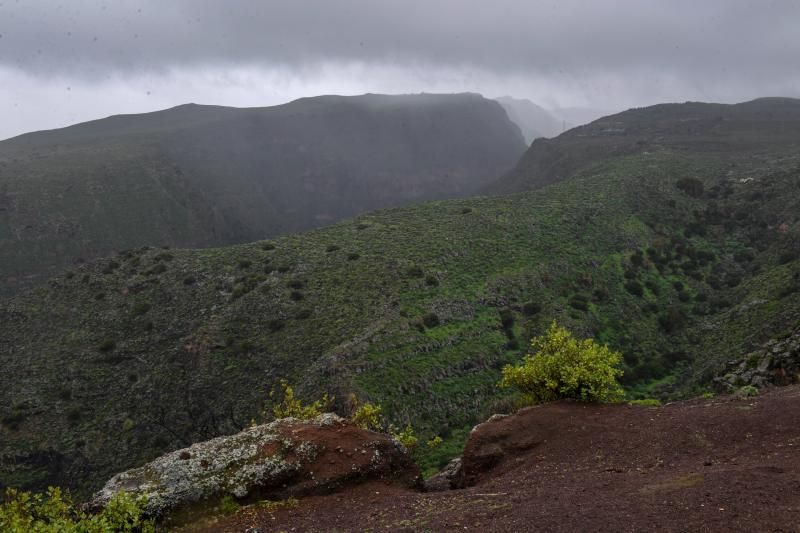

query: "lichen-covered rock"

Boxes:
[90, 413, 419, 518]
[714, 326, 800, 391]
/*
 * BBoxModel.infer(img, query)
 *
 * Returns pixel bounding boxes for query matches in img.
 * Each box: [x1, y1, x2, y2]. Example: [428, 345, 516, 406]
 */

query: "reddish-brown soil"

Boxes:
[193, 386, 800, 532]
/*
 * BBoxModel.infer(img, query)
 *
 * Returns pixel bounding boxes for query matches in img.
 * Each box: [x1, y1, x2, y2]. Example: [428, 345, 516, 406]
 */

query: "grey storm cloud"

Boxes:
[1, 0, 799, 140]
[1, 0, 798, 80]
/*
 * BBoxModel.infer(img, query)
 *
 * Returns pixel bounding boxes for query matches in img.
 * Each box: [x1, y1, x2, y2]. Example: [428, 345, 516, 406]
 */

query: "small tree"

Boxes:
[500, 321, 624, 404]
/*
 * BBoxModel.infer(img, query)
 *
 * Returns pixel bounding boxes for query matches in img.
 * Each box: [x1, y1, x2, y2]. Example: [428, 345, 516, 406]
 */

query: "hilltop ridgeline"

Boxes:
[0, 92, 526, 294]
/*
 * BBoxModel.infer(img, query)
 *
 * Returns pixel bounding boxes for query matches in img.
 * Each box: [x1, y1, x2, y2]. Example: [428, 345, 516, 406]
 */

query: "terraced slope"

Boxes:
[0, 93, 526, 294]
[1, 101, 799, 496]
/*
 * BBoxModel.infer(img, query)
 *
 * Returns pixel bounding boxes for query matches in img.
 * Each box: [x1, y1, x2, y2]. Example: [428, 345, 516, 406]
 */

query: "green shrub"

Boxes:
[676, 177, 704, 198]
[624, 281, 644, 297]
[217, 495, 240, 516]
[351, 401, 383, 431]
[628, 398, 662, 407]
[499, 309, 515, 329]
[406, 265, 424, 278]
[422, 313, 440, 328]
[568, 296, 589, 312]
[268, 380, 332, 420]
[737, 385, 759, 398]
[522, 302, 542, 316]
[500, 321, 624, 404]
[0, 487, 154, 532]
[391, 424, 419, 452]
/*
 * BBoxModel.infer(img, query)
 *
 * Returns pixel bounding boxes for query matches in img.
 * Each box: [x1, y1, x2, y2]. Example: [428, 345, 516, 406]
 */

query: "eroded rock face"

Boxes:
[90, 413, 419, 518]
[715, 327, 800, 391]
[423, 458, 463, 492]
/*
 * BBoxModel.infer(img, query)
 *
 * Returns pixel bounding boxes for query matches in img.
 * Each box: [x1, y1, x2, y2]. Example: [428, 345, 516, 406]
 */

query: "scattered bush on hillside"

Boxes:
[675, 177, 704, 198]
[391, 424, 419, 453]
[351, 401, 383, 432]
[499, 309, 515, 329]
[97, 339, 116, 352]
[268, 380, 332, 420]
[624, 281, 644, 297]
[500, 321, 624, 404]
[778, 250, 798, 264]
[347, 395, 441, 456]
[406, 265, 424, 278]
[737, 385, 759, 398]
[0, 487, 154, 533]
[522, 301, 542, 316]
[422, 312, 440, 328]
[658, 306, 687, 333]
[568, 295, 589, 312]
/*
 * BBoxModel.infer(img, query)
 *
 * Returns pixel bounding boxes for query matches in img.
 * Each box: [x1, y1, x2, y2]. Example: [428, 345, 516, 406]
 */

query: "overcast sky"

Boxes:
[1, 0, 799, 140]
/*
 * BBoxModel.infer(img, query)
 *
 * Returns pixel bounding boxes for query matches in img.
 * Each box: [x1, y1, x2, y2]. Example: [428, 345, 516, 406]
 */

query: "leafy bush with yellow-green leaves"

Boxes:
[348, 394, 439, 454]
[501, 321, 625, 404]
[267, 379, 333, 420]
[0, 487, 154, 532]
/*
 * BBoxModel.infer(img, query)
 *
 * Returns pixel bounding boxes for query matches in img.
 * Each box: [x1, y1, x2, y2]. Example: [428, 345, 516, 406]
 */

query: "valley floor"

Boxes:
[191, 386, 800, 532]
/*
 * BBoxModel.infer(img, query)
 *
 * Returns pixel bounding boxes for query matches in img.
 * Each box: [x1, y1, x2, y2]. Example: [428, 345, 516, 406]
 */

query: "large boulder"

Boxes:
[90, 413, 419, 518]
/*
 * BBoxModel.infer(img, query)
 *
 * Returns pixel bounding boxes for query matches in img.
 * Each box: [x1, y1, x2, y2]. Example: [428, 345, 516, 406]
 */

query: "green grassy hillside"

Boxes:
[0, 93, 526, 294]
[1, 100, 798, 495]
[488, 97, 800, 195]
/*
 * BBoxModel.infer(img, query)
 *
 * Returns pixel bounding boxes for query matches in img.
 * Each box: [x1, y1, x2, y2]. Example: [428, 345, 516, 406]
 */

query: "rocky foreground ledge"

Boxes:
[90, 413, 419, 519]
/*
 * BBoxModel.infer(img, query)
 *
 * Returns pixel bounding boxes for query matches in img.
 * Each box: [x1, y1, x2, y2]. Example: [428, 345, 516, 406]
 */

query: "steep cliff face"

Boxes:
[0, 93, 526, 293]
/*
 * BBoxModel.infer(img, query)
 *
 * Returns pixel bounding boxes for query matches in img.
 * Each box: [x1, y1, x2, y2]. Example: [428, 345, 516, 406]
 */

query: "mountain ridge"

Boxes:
[1, 97, 798, 498]
[0, 92, 526, 294]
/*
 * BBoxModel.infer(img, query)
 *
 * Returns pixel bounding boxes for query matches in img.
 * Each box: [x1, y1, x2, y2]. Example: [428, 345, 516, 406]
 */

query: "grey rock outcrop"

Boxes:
[714, 327, 800, 391]
[90, 413, 419, 518]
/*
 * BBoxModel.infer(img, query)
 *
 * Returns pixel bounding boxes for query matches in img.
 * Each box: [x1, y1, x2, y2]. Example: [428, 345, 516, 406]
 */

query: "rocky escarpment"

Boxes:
[714, 326, 800, 391]
[90, 414, 419, 519]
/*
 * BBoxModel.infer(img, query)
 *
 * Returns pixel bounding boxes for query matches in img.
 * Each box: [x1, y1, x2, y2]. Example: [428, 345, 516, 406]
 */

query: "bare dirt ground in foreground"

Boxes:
[199, 386, 800, 532]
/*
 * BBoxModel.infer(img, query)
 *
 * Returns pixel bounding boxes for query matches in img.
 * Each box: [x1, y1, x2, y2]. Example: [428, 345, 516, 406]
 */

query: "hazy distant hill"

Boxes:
[488, 97, 800, 195]
[0, 93, 526, 293]
[2, 97, 798, 495]
[495, 96, 563, 142]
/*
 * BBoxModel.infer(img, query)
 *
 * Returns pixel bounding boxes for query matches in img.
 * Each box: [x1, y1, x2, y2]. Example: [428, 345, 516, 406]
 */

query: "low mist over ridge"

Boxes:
[0, 92, 526, 294]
